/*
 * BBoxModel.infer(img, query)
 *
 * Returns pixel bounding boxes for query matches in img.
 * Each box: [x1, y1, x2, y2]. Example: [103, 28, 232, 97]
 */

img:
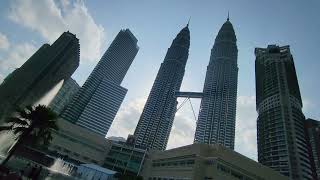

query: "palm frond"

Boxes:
[12, 126, 28, 136]
[43, 119, 59, 130]
[0, 125, 13, 131]
[31, 128, 54, 146]
[50, 122, 59, 131]
[43, 133, 53, 146]
[25, 105, 33, 112]
[30, 109, 58, 128]
[5, 117, 29, 126]
[14, 106, 31, 119]
[5, 104, 59, 148]
[39, 130, 53, 146]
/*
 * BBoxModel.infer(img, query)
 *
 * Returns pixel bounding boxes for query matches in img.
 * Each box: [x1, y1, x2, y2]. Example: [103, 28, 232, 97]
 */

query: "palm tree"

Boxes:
[0, 105, 58, 166]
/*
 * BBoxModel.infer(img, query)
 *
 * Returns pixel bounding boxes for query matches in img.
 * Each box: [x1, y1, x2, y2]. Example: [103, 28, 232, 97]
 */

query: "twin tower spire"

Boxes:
[134, 15, 238, 150]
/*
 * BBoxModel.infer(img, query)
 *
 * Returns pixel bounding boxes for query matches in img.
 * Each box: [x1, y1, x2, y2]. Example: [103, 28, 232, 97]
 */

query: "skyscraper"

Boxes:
[304, 118, 320, 179]
[48, 78, 80, 114]
[255, 45, 313, 179]
[0, 31, 79, 121]
[134, 24, 190, 150]
[194, 17, 238, 149]
[61, 29, 139, 136]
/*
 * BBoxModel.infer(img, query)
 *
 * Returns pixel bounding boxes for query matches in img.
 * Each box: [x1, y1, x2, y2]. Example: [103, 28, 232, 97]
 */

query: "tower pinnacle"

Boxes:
[227, 11, 230, 21]
[187, 17, 191, 27]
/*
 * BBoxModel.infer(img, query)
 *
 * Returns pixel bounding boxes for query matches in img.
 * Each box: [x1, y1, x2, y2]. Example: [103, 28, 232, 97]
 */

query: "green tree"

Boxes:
[0, 105, 58, 166]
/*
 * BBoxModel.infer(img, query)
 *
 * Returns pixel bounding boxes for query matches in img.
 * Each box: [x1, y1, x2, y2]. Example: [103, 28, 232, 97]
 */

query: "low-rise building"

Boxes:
[102, 135, 147, 176]
[49, 126, 146, 176]
[141, 143, 288, 180]
[48, 122, 286, 180]
[48, 118, 111, 165]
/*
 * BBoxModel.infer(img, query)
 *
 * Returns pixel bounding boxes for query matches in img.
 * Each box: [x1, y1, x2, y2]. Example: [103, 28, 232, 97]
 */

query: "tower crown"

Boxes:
[214, 19, 236, 44]
[171, 24, 190, 50]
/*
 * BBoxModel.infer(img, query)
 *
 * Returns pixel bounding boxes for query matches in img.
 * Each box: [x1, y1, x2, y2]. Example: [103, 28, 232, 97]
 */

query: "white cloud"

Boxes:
[166, 113, 196, 150]
[235, 96, 258, 161]
[8, 0, 105, 62]
[302, 98, 314, 112]
[107, 97, 198, 150]
[167, 95, 258, 161]
[107, 98, 146, 139]
[0, 33, 10, 50]
[0, 42, 37, 83]
[0, 43, 36, 69]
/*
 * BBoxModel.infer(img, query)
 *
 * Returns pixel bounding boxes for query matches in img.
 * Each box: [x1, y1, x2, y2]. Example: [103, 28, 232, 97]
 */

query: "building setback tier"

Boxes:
[76, 79, 127, 136]
[61, 29, 139, 136]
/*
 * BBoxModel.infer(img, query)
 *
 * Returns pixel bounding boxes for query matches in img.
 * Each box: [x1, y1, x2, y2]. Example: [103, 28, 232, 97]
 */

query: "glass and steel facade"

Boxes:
[103, 141, 147, 175]
[134, 25, 190, 150]
[304, 118, 320, 179]
[255, 45, 312, 180]
[76, 79, 127, 135]
[61, 29, 139, 136]
[48, 78, 80, 114]
[194, 19, 238, 149]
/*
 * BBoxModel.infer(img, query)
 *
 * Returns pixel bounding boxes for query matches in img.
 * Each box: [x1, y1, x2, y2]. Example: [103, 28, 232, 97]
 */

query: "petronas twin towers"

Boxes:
[194, 18, 238, 149]
[134, 17, 238, 150]
[134, 24, 191, 150]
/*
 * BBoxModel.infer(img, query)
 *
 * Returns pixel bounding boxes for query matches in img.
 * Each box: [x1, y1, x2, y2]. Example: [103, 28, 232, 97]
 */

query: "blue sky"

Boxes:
[0, 0, 319, 160]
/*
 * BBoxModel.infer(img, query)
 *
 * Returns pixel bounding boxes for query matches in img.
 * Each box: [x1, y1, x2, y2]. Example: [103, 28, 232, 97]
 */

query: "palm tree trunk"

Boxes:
[1, 127, 33, 166]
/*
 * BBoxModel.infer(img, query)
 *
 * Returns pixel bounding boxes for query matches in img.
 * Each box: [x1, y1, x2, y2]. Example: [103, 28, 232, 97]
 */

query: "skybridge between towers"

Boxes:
[174, 91, 203, 121]
[175, 91, 203, 99]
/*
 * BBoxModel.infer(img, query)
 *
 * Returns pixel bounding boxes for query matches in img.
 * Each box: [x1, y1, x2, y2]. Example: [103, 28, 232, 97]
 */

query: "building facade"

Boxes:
[48, 119, 111, 165]
[304, 118, 320, 179]
[102, 139, 147, 176]
[255, 45, 313, 179]
[61, 29, 139, 136]
[194, 18, 238, 149]
[49, 125, 146, 176]
[48, 78, 80, 114]
[0, 31, 79, 121]
[134, 24, 190, 150]
[141, 143, 288, 180]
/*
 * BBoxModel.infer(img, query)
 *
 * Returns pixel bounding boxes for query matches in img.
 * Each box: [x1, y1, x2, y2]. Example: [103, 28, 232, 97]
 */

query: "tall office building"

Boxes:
[0, 31, 79, 121]
[304, 118, 320, 179]
[133, 24, 190, 150]
[194, 17, 238, 149]
[255, 45, 313, 179]
[61, 29, 139, 136]
[48, 78, 80, 114]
